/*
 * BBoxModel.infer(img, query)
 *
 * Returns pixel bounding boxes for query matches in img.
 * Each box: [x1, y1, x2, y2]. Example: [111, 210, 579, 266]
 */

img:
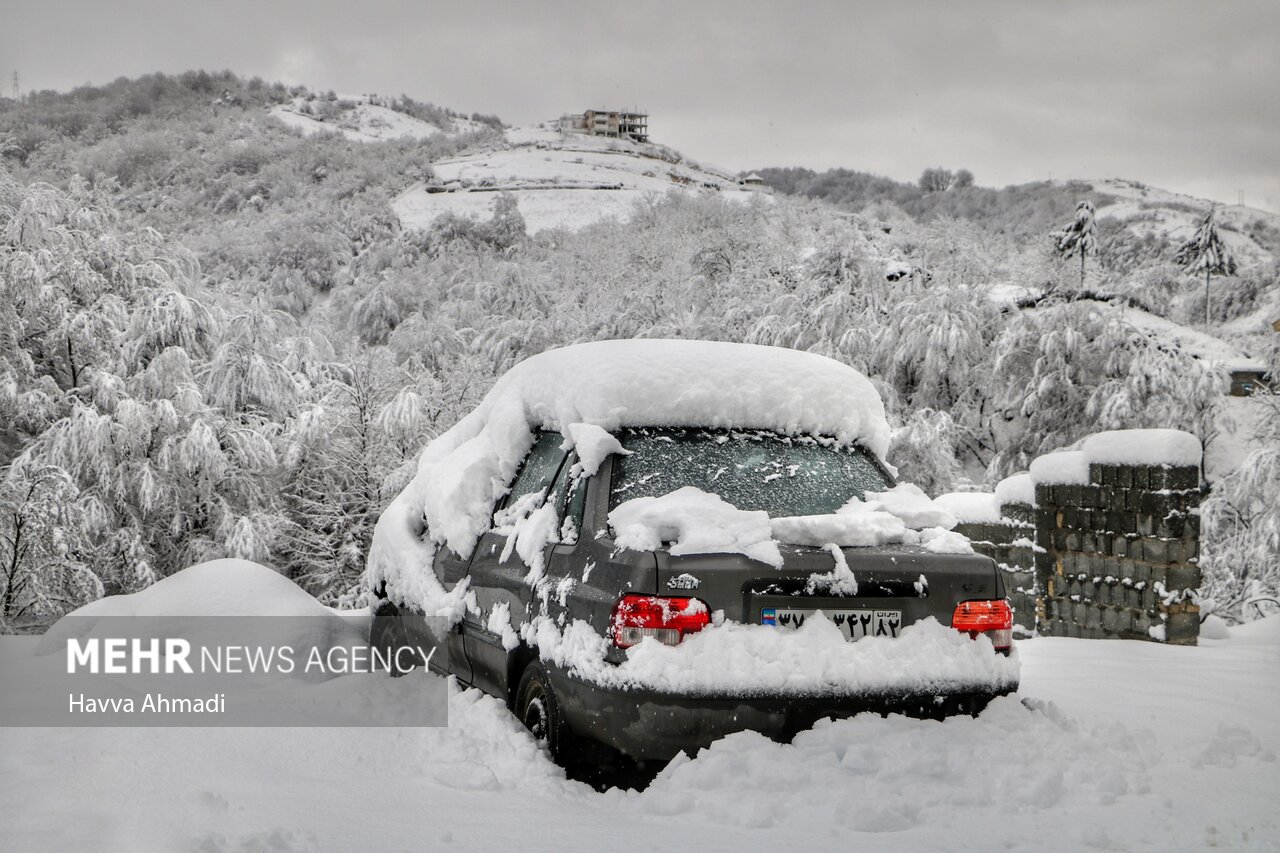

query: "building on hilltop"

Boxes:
[559, 109, 649, 143]
[738, 172, 773, 194]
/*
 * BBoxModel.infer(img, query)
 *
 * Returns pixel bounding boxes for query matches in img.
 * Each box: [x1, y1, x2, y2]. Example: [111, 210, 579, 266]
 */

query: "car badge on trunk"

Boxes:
[666, 573, 701, 591]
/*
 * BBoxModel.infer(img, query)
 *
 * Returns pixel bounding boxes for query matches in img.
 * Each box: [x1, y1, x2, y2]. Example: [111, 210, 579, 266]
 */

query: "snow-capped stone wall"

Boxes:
[1031, 435, 1203, 645]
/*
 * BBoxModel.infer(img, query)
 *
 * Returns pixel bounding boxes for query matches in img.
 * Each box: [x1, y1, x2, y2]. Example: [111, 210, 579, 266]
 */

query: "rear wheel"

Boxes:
[370, 601, 417, 677]
[514, 661, 663, 790]
[515, 662, 581, 764]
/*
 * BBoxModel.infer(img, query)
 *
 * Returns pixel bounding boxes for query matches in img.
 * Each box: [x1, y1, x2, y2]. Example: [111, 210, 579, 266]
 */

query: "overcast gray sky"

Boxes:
[4, 0, 1278, 212]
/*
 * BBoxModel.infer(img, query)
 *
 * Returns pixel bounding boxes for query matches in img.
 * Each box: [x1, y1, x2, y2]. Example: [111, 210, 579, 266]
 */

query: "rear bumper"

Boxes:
[549, 669, 1018, 761]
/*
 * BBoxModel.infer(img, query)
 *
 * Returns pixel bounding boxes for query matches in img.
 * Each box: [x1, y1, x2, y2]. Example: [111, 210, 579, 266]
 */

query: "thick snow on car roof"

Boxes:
[367, 340, 891, 607]
[474, 339, 890, 454]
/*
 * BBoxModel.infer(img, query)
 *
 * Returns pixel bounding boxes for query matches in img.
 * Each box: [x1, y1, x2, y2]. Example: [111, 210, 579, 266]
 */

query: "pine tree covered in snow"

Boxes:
[1052, 200, 1098, 289]
[1174, 207, 1238, 329]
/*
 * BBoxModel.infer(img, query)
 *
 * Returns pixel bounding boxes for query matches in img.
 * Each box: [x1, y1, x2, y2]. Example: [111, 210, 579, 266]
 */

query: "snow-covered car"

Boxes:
[367, 340, 1019, 765]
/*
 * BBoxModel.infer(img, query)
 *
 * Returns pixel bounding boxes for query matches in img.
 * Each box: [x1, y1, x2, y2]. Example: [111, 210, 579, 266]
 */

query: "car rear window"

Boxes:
[609, 428, 895, 518]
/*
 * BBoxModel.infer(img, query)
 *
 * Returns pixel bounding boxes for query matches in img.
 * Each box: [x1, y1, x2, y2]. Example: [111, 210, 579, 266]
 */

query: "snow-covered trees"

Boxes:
[0, 175, 196, 623]
[1201, 443, 1280, 620]
[1053, 200, 1098, 289]
[919, 168, 954, 193]
[986, 300, 1223, 479]
[488, 192, 527, 254]
[1175, 207, 1237, 328]
[870, 281, 1001, 468]
[0, 463, 103, 629]
[278, 356, 432, 604]
[886, 409, 964, 495]
[3, 109, 1275, 626]
[1200, 338, 1280, 620]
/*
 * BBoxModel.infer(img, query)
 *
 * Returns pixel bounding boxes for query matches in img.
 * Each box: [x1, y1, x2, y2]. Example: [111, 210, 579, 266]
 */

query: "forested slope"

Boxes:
[1, 72, 1275, 628]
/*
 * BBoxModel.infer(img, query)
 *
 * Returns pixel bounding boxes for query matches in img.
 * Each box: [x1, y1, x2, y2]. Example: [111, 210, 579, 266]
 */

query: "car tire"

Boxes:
[371, 600, 416, 678]
[515, 661, 582, 764]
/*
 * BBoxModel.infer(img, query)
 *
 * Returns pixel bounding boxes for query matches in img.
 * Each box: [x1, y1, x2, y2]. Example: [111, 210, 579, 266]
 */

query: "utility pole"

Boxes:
[11, 70, 19, 102]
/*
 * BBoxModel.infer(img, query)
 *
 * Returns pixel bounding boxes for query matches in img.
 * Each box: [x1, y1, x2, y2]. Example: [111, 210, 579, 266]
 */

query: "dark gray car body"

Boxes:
[381, 436, 1015, 761]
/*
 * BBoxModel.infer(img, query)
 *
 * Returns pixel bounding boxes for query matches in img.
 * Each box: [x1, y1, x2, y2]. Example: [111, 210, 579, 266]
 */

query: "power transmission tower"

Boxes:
[11, 71, 19, 101]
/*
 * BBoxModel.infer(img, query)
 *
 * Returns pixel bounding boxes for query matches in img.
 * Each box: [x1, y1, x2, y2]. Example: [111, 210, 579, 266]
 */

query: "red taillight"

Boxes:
[611, 594, 711, 648]
[952, 599, 1014, 653]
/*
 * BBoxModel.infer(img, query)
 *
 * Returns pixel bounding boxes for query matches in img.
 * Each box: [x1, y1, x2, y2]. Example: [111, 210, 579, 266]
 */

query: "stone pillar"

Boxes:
[1035, 463, 1201, 644]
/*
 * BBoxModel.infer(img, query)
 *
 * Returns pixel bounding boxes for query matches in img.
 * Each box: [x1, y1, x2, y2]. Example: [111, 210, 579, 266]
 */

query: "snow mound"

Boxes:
[846, 483, 956, 530]
[561, 422, 629, 476]
[368, 340, 891, 609]
[38, 559, 366, 660]
[1199, 614, 1231, 641]
[771, 511, 906, 548]
[934, 492, 1003, 524]
[770, 484, 957, 549]
[912, 527, 976, 555]
[808, 544, 858, 595]
[610, 483, 961, 556]
[610, 486, 783, 568]
[51, 559, 340, 619]
[1080, 429, 1202, 469]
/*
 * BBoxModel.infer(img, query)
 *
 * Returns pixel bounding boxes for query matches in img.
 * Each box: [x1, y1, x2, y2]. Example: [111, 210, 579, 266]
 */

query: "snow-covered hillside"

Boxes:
[1085, 178, 1279, 269]
[393, 122, 769, 233]
[268, 94, 486, 143]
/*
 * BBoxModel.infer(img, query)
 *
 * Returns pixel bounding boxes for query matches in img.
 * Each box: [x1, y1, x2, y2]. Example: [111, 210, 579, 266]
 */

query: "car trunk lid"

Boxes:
[654, 544, 1004, 633]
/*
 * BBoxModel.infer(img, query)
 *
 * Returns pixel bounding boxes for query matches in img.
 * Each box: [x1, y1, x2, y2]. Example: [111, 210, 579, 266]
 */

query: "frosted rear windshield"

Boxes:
[609, 428, 895, 518]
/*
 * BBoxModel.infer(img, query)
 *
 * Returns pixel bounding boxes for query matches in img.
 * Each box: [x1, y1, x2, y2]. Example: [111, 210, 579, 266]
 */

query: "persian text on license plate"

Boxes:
[761, 608, 902, 640]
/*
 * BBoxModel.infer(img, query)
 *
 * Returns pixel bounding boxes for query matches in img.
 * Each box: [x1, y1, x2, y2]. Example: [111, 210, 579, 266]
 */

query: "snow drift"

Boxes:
[38, 559, 367, 663]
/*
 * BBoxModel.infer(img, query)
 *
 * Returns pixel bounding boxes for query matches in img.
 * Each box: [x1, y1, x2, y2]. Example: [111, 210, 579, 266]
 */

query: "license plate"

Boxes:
[761, 608, 902, 640]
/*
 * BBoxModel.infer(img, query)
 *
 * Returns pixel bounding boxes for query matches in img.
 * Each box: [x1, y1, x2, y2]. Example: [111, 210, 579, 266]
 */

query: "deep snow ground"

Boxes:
[1, 619, 1277, 852]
